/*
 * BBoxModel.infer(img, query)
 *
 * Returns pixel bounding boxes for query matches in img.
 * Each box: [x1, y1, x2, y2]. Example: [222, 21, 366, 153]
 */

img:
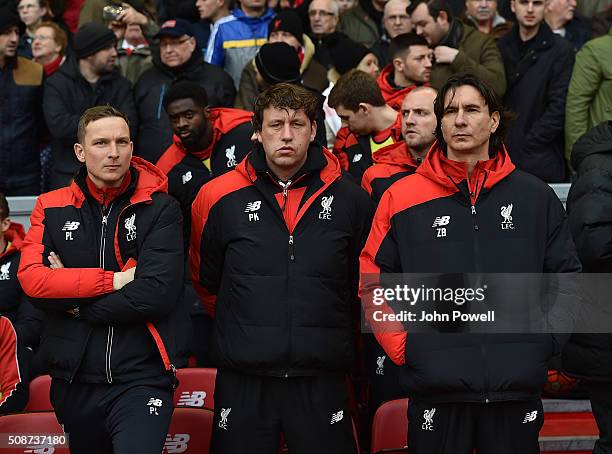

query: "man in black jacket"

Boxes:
[134, 18, 235, 164]
[43, 22, 138, 190]
[498, 0, 575, 183]
[18, 105, 187, 454]
[564, 121, 612, 454]
[360, 74, 581, 454]
[190, 83, 372, 453]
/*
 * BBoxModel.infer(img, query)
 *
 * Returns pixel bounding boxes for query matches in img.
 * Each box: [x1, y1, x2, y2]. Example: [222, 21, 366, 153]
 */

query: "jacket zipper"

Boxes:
[100, 201, 114, 384]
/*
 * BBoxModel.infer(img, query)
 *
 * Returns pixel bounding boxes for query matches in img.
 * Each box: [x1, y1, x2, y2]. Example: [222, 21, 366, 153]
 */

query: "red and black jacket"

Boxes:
[156, 107, 254, 247]
[0, 316, 21, 412]
[360, 143, 581, 403]
[376, 64, 417, 111]
[190, 144, 373, 376]
[333, 111, 403, 184]
[18, 157, 188, 384]
[361, 141, 419, 204]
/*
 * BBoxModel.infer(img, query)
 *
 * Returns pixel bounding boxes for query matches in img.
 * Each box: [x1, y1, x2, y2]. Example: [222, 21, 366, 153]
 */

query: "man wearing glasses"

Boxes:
[309, 0, 342, 69]
[372, 0, 412, 67]
[134, 18, 235, 164]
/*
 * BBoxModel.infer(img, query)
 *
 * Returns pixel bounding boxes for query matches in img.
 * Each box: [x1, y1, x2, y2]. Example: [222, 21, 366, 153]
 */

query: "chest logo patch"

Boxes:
[319, 196, 334, 220]
[226, 145, 237, 168]
[501, 204, 514, 230]
[182, 171, 192, 184]
[432, 216, 450, 238]
[0, 261, 10, 280]
[62, 221, 80, 241]
[125, 213, 137, 241]
[245, 200, 261, 222]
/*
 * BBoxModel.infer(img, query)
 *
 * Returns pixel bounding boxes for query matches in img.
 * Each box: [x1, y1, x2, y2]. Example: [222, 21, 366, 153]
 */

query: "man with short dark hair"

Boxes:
[156, 81, 253, 239]
[408, 0, 507, 96]
[135, 18, 236, 164]
[0, 7, 44, 195]
[43, 21, 137, 189]
[377, 32, 433, 111]
[18, 105, 187, 454]
[362, 86, 437, 203]
[360, 74, 581, 453]
[329, 69, 402, 182]
[190, 83, 372, 454]
[498, 0, 574, 182]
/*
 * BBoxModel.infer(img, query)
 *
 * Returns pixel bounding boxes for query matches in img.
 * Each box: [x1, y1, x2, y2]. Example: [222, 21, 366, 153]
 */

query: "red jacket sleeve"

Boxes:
[332, 127, 351, 171]
[0, 317, 21, 408]
[17, 197, 115, 300]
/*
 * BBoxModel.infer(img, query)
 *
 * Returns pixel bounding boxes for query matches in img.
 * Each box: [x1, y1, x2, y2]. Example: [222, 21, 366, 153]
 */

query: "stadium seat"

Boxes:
[371, 398, 409, 454]
[540, 399, 599, 453]
[163, 407, 214, 454]
[173, 368, 217, 410]
[0, 411, 69, 454]
[24, 375, 52, 412]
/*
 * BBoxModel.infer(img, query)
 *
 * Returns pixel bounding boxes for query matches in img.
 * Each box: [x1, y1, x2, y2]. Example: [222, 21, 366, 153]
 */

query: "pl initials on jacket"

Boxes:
[360, 143, 581, 403]
[190, 144, 372, 376]
[18, 158, 187, 384]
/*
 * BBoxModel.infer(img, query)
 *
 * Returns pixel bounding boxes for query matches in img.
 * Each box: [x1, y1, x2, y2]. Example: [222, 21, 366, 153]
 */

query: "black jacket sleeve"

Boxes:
[79, 197, 184, 324]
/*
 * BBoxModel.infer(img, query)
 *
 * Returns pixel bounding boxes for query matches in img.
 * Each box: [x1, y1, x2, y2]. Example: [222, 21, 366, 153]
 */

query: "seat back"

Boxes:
[24, 375, 52, 412]
[371, 398, 409, 454]
[0, 412, 69, 454]
[163, 407, 214, 453]
[173, 368, 216, 410]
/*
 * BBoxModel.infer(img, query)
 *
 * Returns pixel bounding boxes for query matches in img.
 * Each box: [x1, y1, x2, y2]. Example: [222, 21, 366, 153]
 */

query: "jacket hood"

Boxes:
[236, 143, 342, 185]
[1, 222, 25, 259]
[571, 121, 612, 171]
[377, 64, 417, 109]
[373, 141, 418, 169]
[417, 141, 515, 194]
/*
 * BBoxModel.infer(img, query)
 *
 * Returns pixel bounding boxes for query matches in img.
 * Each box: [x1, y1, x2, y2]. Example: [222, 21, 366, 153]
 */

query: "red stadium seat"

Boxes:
[540, 401, 599, 453]
[24, 375, 52, 412]
[163, 407, 213, 454]
[0, 412, 69, 454]
[173, 368, 217, 410]
[371, 398, 409, 454]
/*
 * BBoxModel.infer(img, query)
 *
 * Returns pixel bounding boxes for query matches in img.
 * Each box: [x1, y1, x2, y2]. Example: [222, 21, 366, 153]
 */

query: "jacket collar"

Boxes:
[0, 222, 25, 259]
[439, 18, 464, 49]
[373, 141, 419, 169]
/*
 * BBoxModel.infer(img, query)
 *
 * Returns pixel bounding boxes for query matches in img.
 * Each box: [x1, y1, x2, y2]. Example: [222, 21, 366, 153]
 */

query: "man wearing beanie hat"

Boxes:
[43, 21, 138, 189]
[0, 6, 45, 195]
[134, 17, 235, 164]
[235, 10, 328, 111]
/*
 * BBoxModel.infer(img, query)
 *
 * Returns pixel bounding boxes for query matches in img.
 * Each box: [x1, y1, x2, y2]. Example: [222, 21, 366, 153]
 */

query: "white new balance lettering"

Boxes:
[163, 434, 190, 453]
[244, 201, 261, 212]
[182, 171, 192, 184]
[0, 262, 10, 280]
[330, 410, 344, 424]
[431, 216, 450, 227]
[62, 221, 80, 231]
[352, 154, 362, 163]
[176, 391, 207, 407]
[522, 410, 538, 423]
[148, 397, 163, 415]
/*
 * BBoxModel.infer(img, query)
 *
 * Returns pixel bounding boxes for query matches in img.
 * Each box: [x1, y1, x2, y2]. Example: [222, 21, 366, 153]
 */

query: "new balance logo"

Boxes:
[182, 171, 192, 184]
[245, 201, 261, 222]
[422, 408, 435, 431]
[62, 221, 80, 241]
[352, 154, 362, 163]
[0, 261, 10, 280]
[330, 410, 344, 424]
[522, 411, 538, 423]
[163, 434, 190, 453]
[148, 397, 163, 415]
[219, 408, 231, 430]
[432, 216, 450, 238]
[176, 391, 206, 407]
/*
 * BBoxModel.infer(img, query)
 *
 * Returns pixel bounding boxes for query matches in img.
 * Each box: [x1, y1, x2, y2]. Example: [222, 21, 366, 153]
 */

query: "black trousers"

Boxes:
[589, 381, 612, 454]
[211, 368, 358, 454]
[50, 376, 174, 454]
[407, 399, 543, 454]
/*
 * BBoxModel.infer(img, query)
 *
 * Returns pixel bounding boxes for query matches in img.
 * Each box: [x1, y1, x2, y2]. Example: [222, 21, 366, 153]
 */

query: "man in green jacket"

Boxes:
[337, 0, 383, 47]
[408, 0, 506, 97]
[565, 27, 612, 164]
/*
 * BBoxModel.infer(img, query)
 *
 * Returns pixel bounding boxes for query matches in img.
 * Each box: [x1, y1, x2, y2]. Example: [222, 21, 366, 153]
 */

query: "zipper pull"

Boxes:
[471, 205, 476, 215]
[288, 235, 295, 261]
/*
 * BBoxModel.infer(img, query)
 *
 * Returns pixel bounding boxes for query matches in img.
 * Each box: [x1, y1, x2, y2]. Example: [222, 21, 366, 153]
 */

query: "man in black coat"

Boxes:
[498, 0, 575, 183]
[43, 22, 138, 190]
[134, 18, 236, 164]
[564, 121, 612, 454]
